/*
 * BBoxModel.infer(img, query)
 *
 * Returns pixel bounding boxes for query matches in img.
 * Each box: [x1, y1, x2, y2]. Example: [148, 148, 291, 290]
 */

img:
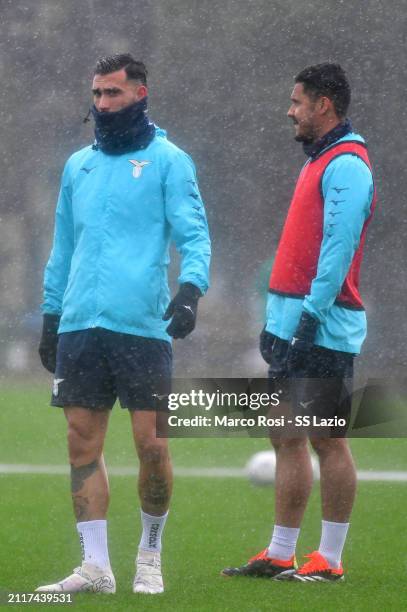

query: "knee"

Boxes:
[137, 440, 168, 465]
[271, 437, 308, 453]
[67, 420, 102, 465]
[310, 437, 343, 457]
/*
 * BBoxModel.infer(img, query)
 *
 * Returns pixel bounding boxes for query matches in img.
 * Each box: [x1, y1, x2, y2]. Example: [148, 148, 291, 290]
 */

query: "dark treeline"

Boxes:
[0, 0, 404, 377]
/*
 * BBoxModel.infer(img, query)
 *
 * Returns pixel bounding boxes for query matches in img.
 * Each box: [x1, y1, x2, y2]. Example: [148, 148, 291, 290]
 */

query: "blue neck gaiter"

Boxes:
[303, 118, 353, 159]
[91, 97, 155, 155]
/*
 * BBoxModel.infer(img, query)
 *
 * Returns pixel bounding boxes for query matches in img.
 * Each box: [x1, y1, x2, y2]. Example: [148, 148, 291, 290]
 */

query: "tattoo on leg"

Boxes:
[70, 460, 99, 494]
[143, 473, 170, 509]
[73, 495, 90, 521]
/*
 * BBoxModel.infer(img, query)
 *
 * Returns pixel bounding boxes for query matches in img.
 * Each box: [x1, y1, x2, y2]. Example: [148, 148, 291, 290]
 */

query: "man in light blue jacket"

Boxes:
[36, 54, 211, 595]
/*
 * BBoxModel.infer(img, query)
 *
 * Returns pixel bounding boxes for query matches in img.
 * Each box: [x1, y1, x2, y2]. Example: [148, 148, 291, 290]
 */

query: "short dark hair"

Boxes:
[94, 53, 148, 85]
[295, 63, 350, 118]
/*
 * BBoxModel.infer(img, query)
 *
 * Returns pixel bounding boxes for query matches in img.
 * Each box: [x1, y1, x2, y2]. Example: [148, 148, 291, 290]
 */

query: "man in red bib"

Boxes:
[222, 63, 375, 583]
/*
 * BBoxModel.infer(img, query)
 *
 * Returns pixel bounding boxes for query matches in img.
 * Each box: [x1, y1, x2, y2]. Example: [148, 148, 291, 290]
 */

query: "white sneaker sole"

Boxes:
[36, 565, 116, 594]
[133, 583, 164, 594]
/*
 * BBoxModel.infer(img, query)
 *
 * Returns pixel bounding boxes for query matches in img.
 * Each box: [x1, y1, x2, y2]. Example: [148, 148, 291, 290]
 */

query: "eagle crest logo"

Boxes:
[129, 159, 151, 178]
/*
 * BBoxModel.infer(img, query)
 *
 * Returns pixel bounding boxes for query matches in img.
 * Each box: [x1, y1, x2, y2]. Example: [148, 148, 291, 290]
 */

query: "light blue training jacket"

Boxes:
[266, 133, 374, 354]
[42, 127, 211, 342]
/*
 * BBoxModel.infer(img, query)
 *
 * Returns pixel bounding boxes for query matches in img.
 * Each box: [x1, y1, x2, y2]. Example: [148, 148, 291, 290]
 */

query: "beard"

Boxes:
[292, 120, 317, 144]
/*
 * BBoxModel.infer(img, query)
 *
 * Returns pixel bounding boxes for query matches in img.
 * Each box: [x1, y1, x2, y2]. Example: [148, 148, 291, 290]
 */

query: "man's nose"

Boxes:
[287, 105, 294, 118]
[98, 94, 111, 112]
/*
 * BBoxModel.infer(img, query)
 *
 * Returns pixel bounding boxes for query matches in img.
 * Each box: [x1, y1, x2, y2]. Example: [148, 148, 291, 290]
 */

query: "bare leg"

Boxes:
[130, 411, 172, 516]
[271, 435, 314, 528]
[64, 407, 110, 521]
[35, 408, 114, 592]
[310, 437, 356, 522]
[130, 410, 170, 594]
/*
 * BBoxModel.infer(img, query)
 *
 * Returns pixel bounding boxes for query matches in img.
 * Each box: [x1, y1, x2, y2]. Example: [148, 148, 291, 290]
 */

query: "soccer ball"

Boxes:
[245, 450, 320, 486]
[245, 450, 277, 486]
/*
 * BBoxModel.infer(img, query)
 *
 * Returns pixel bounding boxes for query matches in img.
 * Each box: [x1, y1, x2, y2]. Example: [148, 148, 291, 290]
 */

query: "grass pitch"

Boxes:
[1, 384, 407, 610]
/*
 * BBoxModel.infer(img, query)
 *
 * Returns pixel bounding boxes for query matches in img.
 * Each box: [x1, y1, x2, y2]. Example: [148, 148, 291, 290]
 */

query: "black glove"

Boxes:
[38, 314, 60, 373]
[163, 283, 201, 339]
[259, 327, 275, 364]
[287, 311, 319, 373]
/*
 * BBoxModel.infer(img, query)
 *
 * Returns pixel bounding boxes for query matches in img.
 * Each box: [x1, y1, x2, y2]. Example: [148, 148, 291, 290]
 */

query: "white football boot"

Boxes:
[133, 549, 164, 594]
[36, 562, 116, 593]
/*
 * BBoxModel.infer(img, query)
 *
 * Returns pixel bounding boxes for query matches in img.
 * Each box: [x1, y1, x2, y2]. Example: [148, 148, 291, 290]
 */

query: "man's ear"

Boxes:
[135, 84, 148, 100]
[318, 95, 334, 116]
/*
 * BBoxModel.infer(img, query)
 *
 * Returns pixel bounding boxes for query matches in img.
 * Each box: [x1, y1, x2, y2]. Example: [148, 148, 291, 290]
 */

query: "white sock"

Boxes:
[318, 519, 350, 568]
[139, 510, 168, 553]
[267, 525, 300, 561]
[76, 520, 111, 569]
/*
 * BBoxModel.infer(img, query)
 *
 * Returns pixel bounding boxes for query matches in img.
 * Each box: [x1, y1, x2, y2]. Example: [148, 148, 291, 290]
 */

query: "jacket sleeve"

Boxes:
[41, 162, 74, 315]
[302, 154, 374, 323]
[164, 150, 211, 294]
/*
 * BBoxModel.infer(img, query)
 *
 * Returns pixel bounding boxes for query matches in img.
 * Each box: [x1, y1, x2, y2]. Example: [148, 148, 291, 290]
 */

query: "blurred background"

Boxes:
[0, 0, 405, 383]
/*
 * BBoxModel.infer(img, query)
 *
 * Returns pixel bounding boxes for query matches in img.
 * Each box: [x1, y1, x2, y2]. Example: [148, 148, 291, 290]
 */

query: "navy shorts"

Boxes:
[260, 332, 354, 434]
[51, 328, 172, 411]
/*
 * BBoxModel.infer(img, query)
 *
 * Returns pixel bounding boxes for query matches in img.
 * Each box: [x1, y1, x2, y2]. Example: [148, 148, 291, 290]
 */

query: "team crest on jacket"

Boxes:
[129, 159, 151, 178]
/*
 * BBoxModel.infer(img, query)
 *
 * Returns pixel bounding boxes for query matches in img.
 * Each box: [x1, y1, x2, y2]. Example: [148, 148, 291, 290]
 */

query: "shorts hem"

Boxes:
[51, 399, 115, 410]
[124, 404, 169, 412]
